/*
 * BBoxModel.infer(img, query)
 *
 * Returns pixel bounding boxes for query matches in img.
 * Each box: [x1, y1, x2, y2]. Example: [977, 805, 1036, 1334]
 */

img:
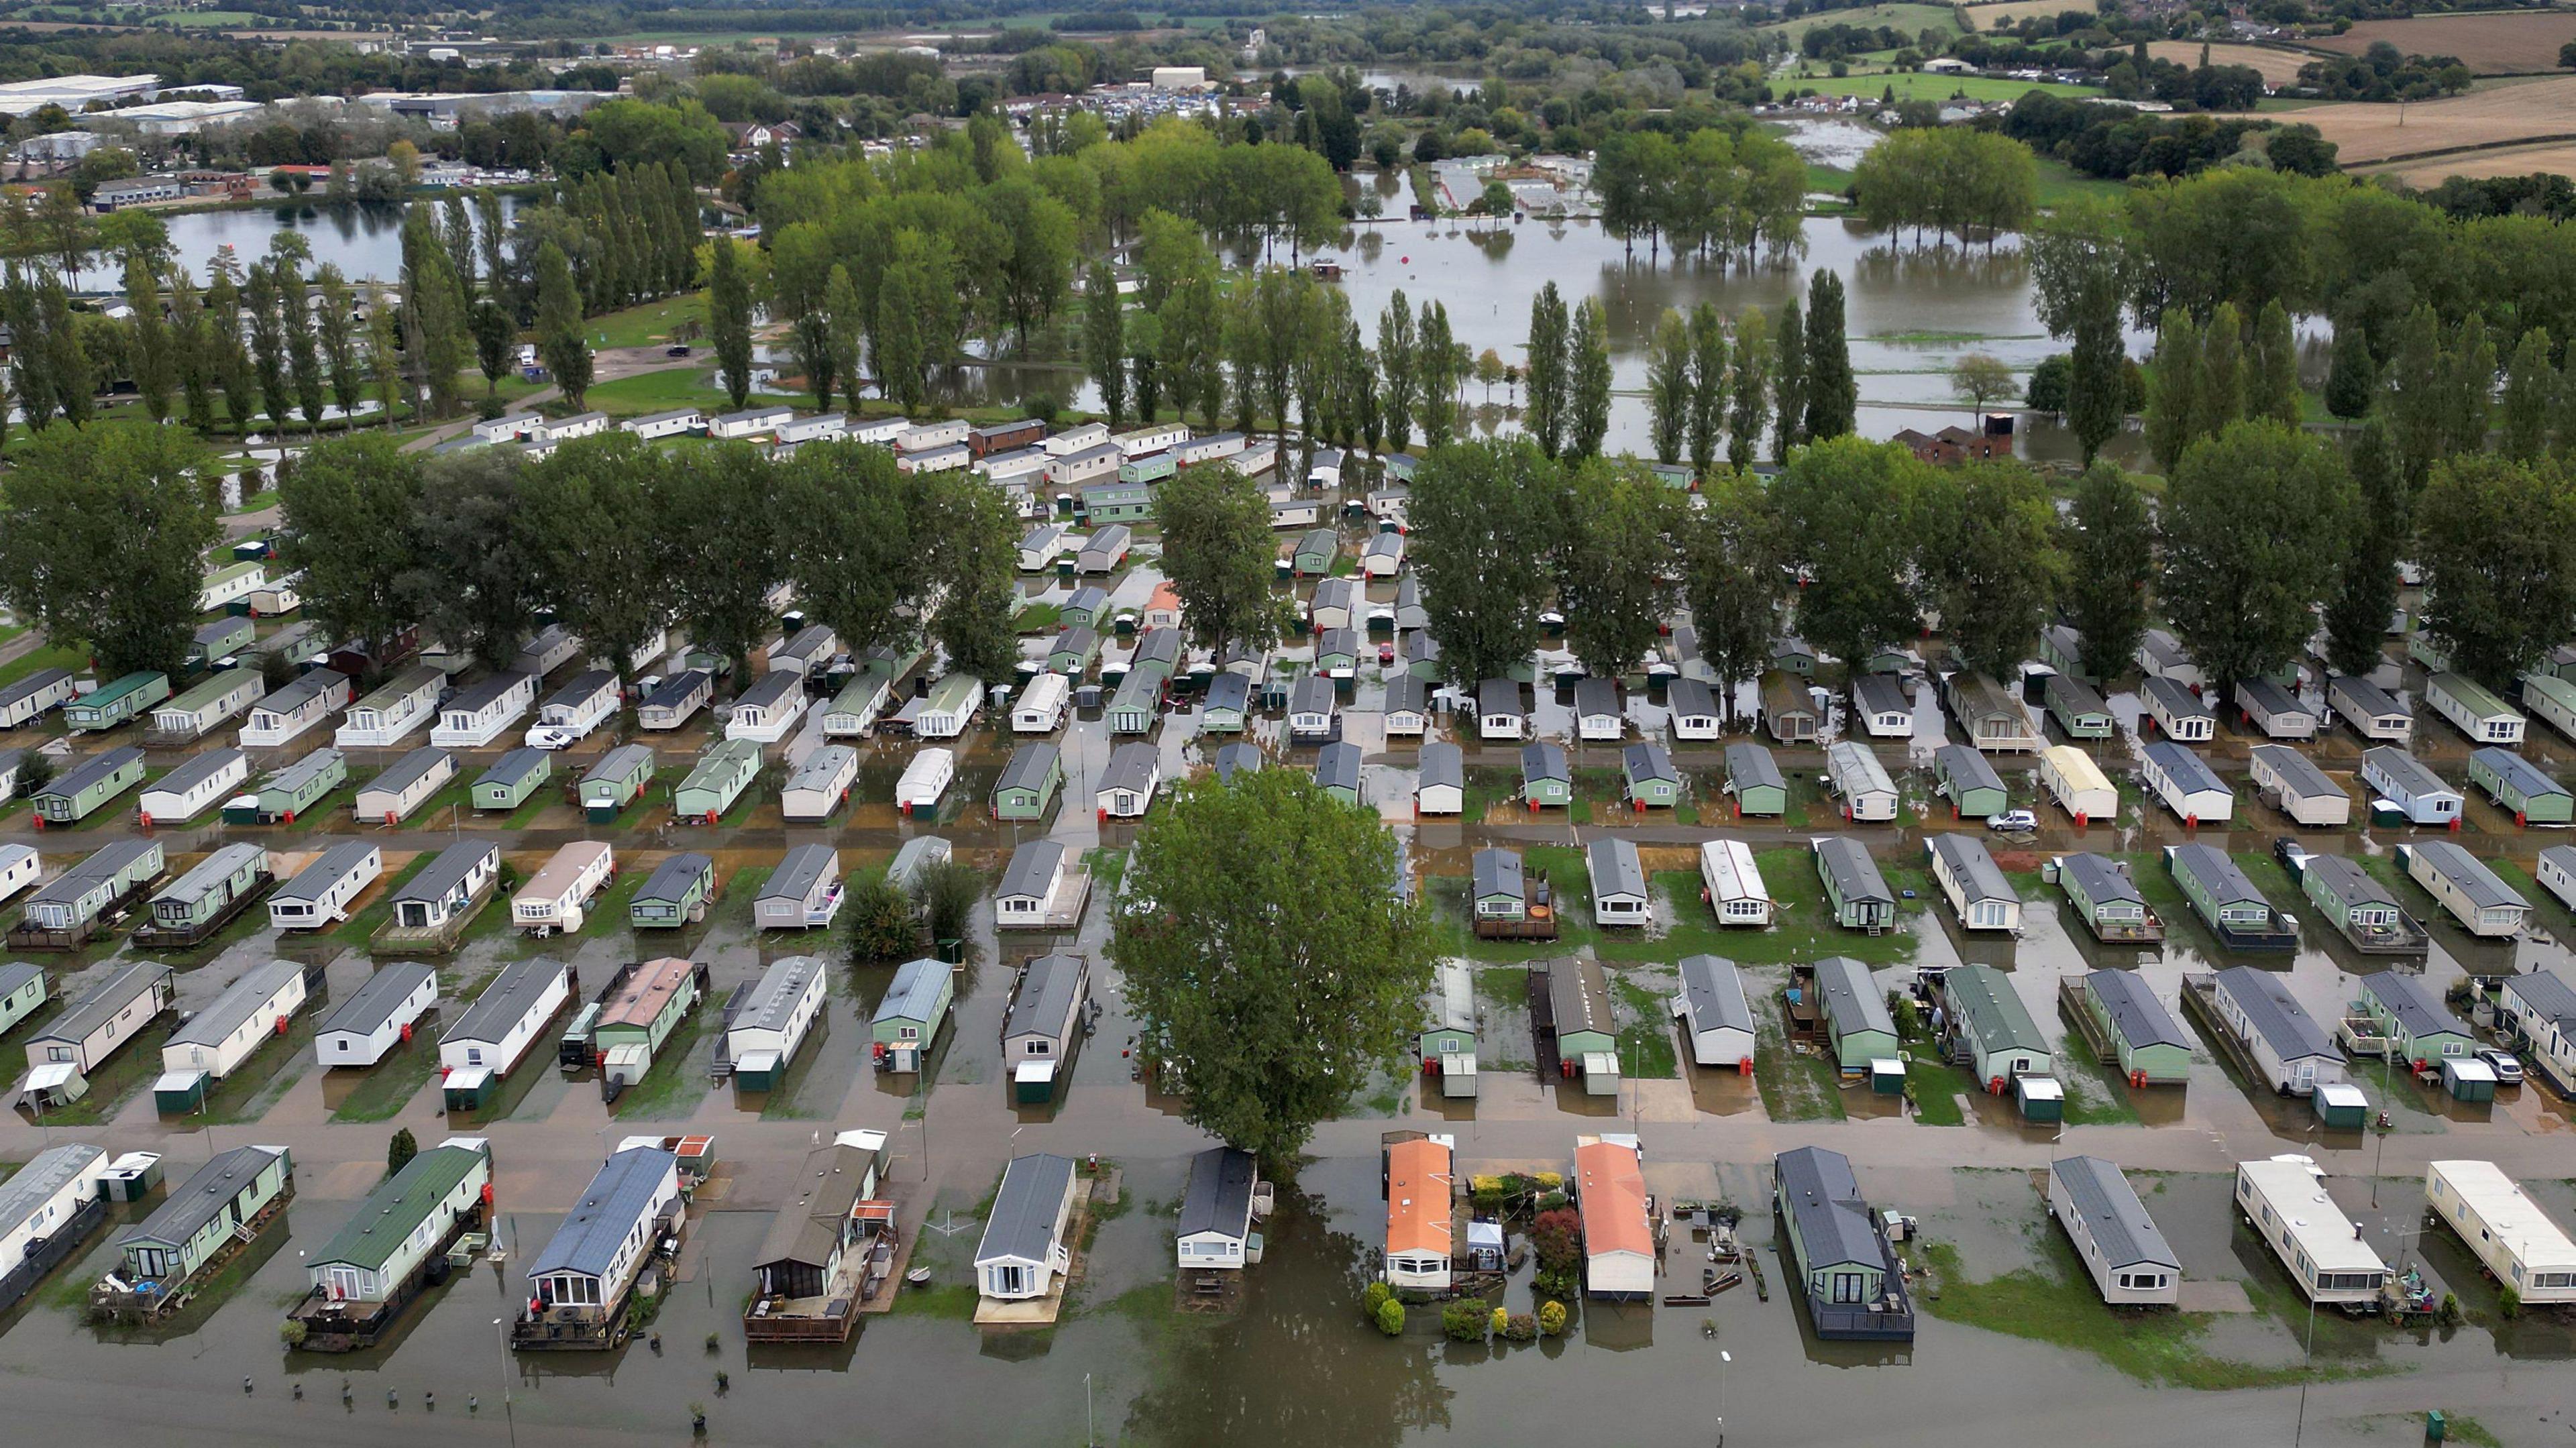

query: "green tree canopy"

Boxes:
[1407, 437, 1556, 686]
[2161, 420, 2353, 693]
[2417, 452, 2576, 687]
[1153, 463, 1277, 657]
[0, 420, 217, 679]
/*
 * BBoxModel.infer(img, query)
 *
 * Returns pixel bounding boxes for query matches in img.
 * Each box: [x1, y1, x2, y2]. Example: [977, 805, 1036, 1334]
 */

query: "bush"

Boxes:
[1469, 1182, 1509, 1211]
[1361, 1280, 1391, 1321]
[1537, 1299, 1567, 1337]
[386, 1127, 418, 1175]
[1532, 1267, 1580, 1300]
[2500, 1285, 2521, 1319]
[1535, 1190, 1568, 1213]
[14, 751, 53, 796]
[1440, 1301, 1488, 1341]
[843, 875, 920, 962]
[279, 1317, 307, 1346]
[1530, 1172, 1563, 1192]
[1501, 1312, 1538, 1341]
[1375, 1298, 1407, 1336]
[911, 858, 983, 948]
[1529, 1207, 1583, 1272]
[1490, 1306, 1509, 1337]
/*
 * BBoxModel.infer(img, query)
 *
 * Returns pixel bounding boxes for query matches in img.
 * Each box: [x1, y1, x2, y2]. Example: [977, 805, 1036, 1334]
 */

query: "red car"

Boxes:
[1377, 641, 1396, 665]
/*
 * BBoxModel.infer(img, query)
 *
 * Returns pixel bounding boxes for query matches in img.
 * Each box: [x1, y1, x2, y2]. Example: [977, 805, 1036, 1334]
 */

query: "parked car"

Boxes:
[665, 343, 692, 357]
[527, 726, 578, 750]
[2477, 1048, 2525, 1085]
[1377, 641, 1396, 665]
[2273, 836, 2312, 873]
[1986, 809, 2037, 834]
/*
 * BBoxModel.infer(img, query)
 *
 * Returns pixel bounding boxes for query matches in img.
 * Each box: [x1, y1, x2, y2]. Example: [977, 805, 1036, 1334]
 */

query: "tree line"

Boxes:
[1848, 127, 2039, 250]
[1592, 120, 1809, 265]
[1634, 268, 1860, 474]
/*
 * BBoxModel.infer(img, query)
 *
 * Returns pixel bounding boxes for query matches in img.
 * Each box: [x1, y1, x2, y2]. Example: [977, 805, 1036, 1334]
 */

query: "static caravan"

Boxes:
[2049, 1157, 2181, 1307]
[1288, 672, 1337, 743]
[2139, 675, 2216, 742]
[1382, 675, 1428, 738]
[2359, 971, 2475, 1065]
[149, 670, 261, 743]
[236, 745, 346, 824]
[622, 406, 705, 440]
[108, 1146, 293, 1309]
[1587, 838, 1650, 927]
[1384, 1136, 1456, 1290]
[1361, 531, 1405, 579]
[594, 957, 704, 1085]
[900, 443, 970, 476]
[1774, 1146, 1913, 1341]
[1200, 672, 1251, 734]
[1041, 421, 1112, 457]
[2427, 673, 2526, 747]
[1049, 443, 1123, 490]
[869, 956, 954, 1074]
[1849, 672, 1912, 738]
[1520, 740, 1571, 810]
[2469, 746, 2571, 826]
[1666, 677, 1721, 740]
[1762, 672, 1817, 744]
[156, 956, 312, 1109]
[197, 561, 265, 613]
[238, 669, 352, 747]
[2499, 966, 2576, 1094]
[727, 954, 826, 1091]
[1574, 1137, 1654, 1300]
[384, 840, 499, 936]
[189, 616, 258, 670]
[513, 625, 582, 679]
[780, 744, 858, 822]
[2037, 745, 2116, 826]
[2544, 845, 2576, 913]
[139, 748, 248, 824]
[822, 664, 898, 737]
[1080, 478, 1155, 520]
[1550, 962, 1623, 1083]
[472, 748, 551, 812]
[995, 838, 1083, 929]
[529, 671, 619, 747]
[774, 412, 845, 448]
[513, 841, 614, 936]
[1826, 740, 1897, 822]
[2330, 675, 2412, 744]
[0, 668, 77, 728]
[19, 960, 171, 1104]
[0, 844, 36, 907]
[579, 744, 654, 823]
[1724, 742, 1787, 818]
[292, 1137, 492, 1351]
[2076, 970, 2192, 1084]
[1098, 742, 1162, 818]
[1418, 962, 1478, 1097]
[1941, 962, 2050, 1084]
[2404, 840, 2531, 936]
[1945, 671, 2039, 753]
[993, 742, 1065, 822]
[2524, 671, 2576, 744]
[355, 746, 455, 824]
[2212, 966, 2345, 1095]
[1019, 524, 1073, 572]
[2361, 748, 2462, 827]
[1046, 626, 1100, 678]
[2057, 853, 2161, 943]
[63, 672, 170, 734]
[1012, 672, 1070, 734]
[430, 671, 538, 748]
[1177, 431, 1244, 465]
[2166, 843, 2296, 951]
[2044, 674, 2114, 740]
[2424, 1161, 2576, 1308]
[2235, 678, 2318, 741]
[1314, 627, 1362, 680]
[333, 667, 443, 748]
[1106, 671, 1160, 734]
[437, 958, 568, 1105]
[628, 851, 715, 930]
[896, 746, 954, 815]
[14, 838, 163, 946]
[32, 748, 146, 824]
[2250, 744, 2351, 828]
[2137, 628, 2202, 687]
[712, 404, 792, 439]
[2235, 1158, 2387, 1307]
[724, 671, 808, 744]
[674, 739, 763, 821]
[268, 840, 382, 930]
[1114, 421, 1189, 458]
[971, 418, 1044, 457]
[2298, 853, 2425, 955]
[1415, 742, 1463, 816]
[515, 1146, 683, 1348]
[1814, 837, 1896, 932]
[1927, 834, 2020, 933]
[474, 414, 537, 443]
[975, 1154, 1081, 1305]
[1674, 954, 1756, 1067]
[1477, 679, 1526, 741]
[1699, 839, 1773, 926]
[1077, 524, 1132, 575]
[314, 961, 439, 1068]
[1002, 951, 1089, 1103]
[0, 1142, 107, 1300]
[753, 844, 841, 931]
[914, 674, 982, 738]
[637, 669, 714, 731]
[1806, 956, 1898, 1074]
[1621, 742, 1680, 810]
[2141, 740, 2233, 826]
[768, 625, 839, 679]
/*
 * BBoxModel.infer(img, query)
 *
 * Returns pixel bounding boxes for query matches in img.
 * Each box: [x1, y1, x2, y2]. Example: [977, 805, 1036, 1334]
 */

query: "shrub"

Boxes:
[1490, 1306, 1509, 1337]
[1361, 1281, 1392, 1321]
[1535, 1190, 1568, 1213]
[1502, 1312, 1538, 1341]
[1529, 1207, 1583, 1272]
[279, 1318, 307, 1346]
[1375, 1298, 1407, 1336]
[1537, 1299, 1567, 1337]
[911, 858, 983, 948]
[1469, 1182, 1509, 1211]
[386, 1128, 418, 1175]
[1532, 1267, 1580, 1300]
[1530, 1172, 1563, 1192]
[2500, 1286, 2521, 1319]
[1440, 1301, 1488, 1341]
[843, 876, 920, 962]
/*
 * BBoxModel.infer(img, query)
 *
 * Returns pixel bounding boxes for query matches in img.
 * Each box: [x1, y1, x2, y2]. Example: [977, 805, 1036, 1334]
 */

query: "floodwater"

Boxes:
[114, 195, 529, 291]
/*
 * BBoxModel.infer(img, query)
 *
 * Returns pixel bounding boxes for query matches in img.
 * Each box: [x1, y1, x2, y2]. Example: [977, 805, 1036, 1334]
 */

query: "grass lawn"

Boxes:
[331, 850, 436, 947]
[610, 1003, 720, 1120]
[584, 366, 738, 419]
[1902, 1040, 1970, 1125]
[1609, 970, 1680, 1080]
[0, 642, 85, 689]
[329, 1028, 445, 1122]
[1013, 602, 1063, 634]
[1752, 997, 1847, 1121]
[2033, 157, 2129, 208]
[198, 1009, 322, 1124]
[589, 295, 708, 351]
[1760, 3, 1960, 40]
[1780, 70, 2101, 103]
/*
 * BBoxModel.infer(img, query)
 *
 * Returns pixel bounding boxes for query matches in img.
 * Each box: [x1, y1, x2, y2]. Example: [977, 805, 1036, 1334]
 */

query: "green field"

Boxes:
[1782, 70, 2102, 102]
[2033, 156, 2128, 207]
[584, 366, 739, 418]
[588, 295, 708, 351]
[1760, 3, 1962, 40]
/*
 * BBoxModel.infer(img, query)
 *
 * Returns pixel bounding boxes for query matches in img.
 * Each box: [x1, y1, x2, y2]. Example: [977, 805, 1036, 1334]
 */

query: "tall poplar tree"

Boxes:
[1801, 270, 1854, 440]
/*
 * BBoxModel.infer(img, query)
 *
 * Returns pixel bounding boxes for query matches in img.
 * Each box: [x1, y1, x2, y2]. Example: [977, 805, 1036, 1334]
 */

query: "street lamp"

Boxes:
[1717, 1349, 1731, 1446]
[2293, 1294, 2318, 1448]
[491, 1317, 519, 1448]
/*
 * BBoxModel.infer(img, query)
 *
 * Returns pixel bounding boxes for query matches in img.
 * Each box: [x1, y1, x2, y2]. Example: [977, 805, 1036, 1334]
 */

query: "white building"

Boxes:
[1673, 954, 1755, 1067]
[1698, 839, 1773, 926]
[334, 667, 444, 748]
[438, 958, 569, 1081]
[780, 744, 858, 822]
[2049, 1156, 2181, 1307]
[2235, 1157, 2387, 1307]
[239, 669, 354, 747]
[429, 671, 538, 748]
[974, 1154, 1079, 1302]
[724, 670, 809, 743]
[267, 841, 383, 930]
[2425, 1160, 2576, 1306]
[512, 841, 614, 936]
[314, 962, 439, 1068]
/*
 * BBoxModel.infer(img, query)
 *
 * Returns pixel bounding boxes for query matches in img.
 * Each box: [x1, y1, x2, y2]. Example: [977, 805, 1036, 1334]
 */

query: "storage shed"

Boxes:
[2049, 1156, 2181, 1306]
[2249, 744, 2351, 828]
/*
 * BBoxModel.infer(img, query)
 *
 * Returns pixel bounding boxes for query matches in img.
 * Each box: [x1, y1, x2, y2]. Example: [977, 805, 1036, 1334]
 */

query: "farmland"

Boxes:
[2288, 74, 2576, 164]
[2363, 140, 2576, 188]
[2142, 40, 2316, 89]
[1958, 0, 2097, 31]
[1757, 2, 1962, 40]
[2310, 11, 2576, 75]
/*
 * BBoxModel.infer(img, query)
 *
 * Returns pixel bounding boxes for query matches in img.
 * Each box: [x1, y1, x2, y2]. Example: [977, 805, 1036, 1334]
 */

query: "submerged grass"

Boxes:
[1752, 998, 1845, 1123]
[1902, 1041, 1969, 1126]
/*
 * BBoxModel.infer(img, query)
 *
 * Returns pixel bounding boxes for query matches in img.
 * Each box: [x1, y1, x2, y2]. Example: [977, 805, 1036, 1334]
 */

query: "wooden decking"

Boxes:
[131, 872, 275, 949]
[371, 875, 500, 956]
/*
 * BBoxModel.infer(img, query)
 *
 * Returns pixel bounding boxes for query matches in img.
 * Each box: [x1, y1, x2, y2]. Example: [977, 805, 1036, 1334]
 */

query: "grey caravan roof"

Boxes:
[2509, 967, 2576, 1032]
[2063, 852, 2143, 907]
[393, 840, 498, 906]
[445, 958, 566, 1046]
[978, 1153, 1077, 1265]
[368, 746, 451, 795]
[1472, 848, 1524, 902]
[2238, 676, 2304, 719]
[2413, 840, 2522, 910]
[2213, 966, 2337, 1062]
[527, 1147, 678, 1279]
[35, 960, 170, 1046]
[0, 1144, 105, 1243]
[0, 962, 36, 1002]
[119, 1145, 286, 1251]
[1813, 956, 1895, 1040]
[733, 669, 801, 712]
[1775, 1146, 1884, 1272]
[585, 743, 656, 784]
[1314, 741, 1362, 795]
[1383, 674, 1427, 717]
[885, 836, 947, 892]
[2251, 744, 2337, 799]
[443, 670, 533, 716]
[1929, 834, 2014, 905]
[1177, 1146, 1256, 1241]
[2052, 1156, 2180, 1270]
[2145, 740, 2226, 795]
[2139, 674, 2213, 722]
[541, 669, 617, 713]
[641, 670, 710, 711]
[1203, 671, 1250, 714]
[0, 667, 70, 712]
[1478, 678, 1521, 718]
[760, 844, 837, 905]
[2169, 844, 2261, 907]
[635, 852, 712, 905]
[2363, 747, 2451, 799]
[999, 840, 1066, 900]
[318, 961, 436, 1037]
[2362, 971, 2463, 1041]
[48, 748, 143, 798]
[1853, 671, 1909, 718]
[158, 842, 266, 908]
[29, 839, 160, 906]
[1417, 742, 1463, 793]
[1521, 741, 1568, 785]
[998, 742, 1061, 794]
[2082, 970, 2188, 1050]
[1288, 672, 1334, 716]
[479, 748, 549, 789]
[1623, 742, 1678, 785]
[1587, 837, 1647, 900]
[1726, 742, 1785, 791]
[1099, 742, 1159, 797]
[256, 668, 347, 714]
[1667, 677, 1717, 719]
[2329, 674, 2406, 720]
[154, 749, 246, 801]
[1678, 955, 1754, 1036]
[740, 954, 824, 1032]
[1132, 628, 1183, 670]
[1212, 742, 1264, 781]
[168, 957, 306, 1048]
[872, 957, 949, 1027]
[1815, 837, 1892, 905]
[273, 840, 378, 905]
[2475, 746, 2565, 801]
[2303, 854, 2395, 910]
[1004, 953, 1086, 1042]
[1574, 677, 1619, 720]
[1938, 738, 2008, 789]
[1395, 574, 1428, 630]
